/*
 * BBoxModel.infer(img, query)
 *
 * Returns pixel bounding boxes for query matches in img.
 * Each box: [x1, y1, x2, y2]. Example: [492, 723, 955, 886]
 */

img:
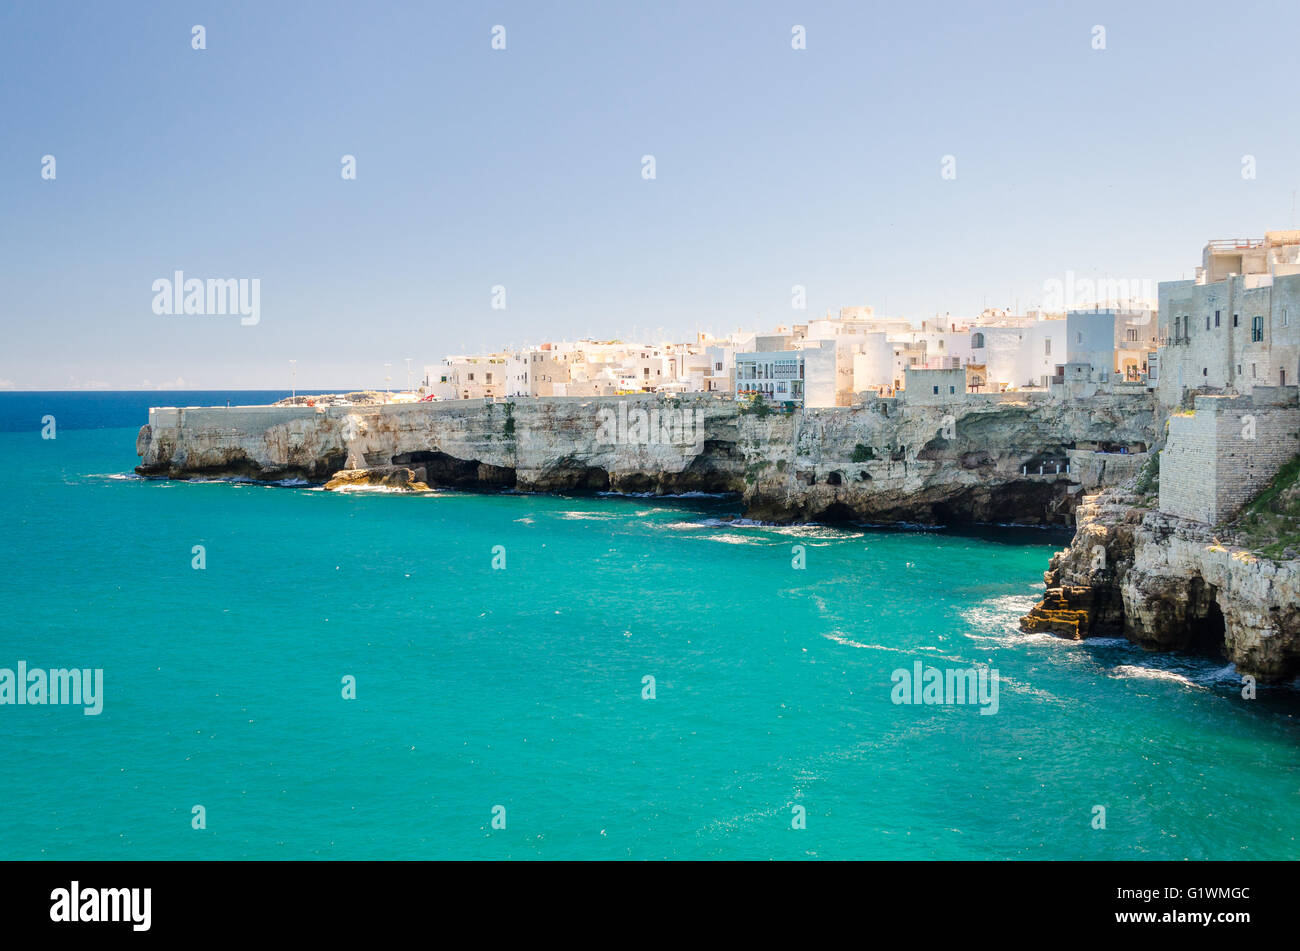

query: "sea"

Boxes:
[1, 391, 1297, 860]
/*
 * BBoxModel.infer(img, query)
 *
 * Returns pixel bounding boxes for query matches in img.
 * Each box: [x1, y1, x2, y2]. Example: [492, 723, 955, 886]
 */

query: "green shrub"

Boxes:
[1134, 451, 1159, 495]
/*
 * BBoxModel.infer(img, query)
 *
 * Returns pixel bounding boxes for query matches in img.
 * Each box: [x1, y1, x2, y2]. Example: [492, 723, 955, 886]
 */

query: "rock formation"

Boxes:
[323, 466, 431, 492]
[1021, 481, 1300, 681]
[135, 392, 1158, 526]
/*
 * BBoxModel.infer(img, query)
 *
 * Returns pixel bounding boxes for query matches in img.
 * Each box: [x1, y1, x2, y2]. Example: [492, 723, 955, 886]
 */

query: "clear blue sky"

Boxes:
[3, 0, 1298, 390]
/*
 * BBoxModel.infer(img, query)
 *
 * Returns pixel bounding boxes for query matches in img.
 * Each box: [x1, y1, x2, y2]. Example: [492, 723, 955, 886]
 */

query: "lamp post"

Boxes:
[405, 358, 412, 393]
[289, 359, 296, 399]
[383, 363, 392, 393]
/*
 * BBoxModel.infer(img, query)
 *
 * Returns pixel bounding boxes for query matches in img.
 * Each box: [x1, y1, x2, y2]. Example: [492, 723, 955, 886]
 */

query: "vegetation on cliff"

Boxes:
[1230, 453, 1300, 560]
[1133, 449, 1160, 499]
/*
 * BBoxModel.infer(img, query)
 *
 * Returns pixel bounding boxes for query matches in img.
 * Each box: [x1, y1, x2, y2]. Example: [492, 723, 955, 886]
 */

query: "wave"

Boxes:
[959, 594, 1042, 644]
[700, 533, 765, 546]
[820, 631, 909, 654]
[1110, 665, 1205, 689]
[324, 484, 423, 495]
[596, 490, 733, 499]
[1196, 663, 1242, 685]
[661, 517, 862, 542]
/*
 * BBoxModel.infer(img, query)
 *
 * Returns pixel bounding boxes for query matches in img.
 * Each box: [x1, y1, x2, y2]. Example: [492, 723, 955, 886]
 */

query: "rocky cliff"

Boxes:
[135, 392, 1157, 526]
[1021, 479, 1300, 682]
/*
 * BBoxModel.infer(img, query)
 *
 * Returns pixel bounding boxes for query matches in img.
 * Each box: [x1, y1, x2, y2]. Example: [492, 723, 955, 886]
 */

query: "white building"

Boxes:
[735, 351, 805, 404]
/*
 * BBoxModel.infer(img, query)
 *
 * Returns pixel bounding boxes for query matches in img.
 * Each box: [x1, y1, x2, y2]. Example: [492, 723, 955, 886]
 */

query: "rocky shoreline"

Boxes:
[1020, 483, 1300, 682]
[134, 392, 1157, 525]
[134, 390, 1300, 677]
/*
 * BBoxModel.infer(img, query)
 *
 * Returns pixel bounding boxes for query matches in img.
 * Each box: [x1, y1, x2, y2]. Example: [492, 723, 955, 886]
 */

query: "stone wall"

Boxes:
[1160, 389, 1300, 524]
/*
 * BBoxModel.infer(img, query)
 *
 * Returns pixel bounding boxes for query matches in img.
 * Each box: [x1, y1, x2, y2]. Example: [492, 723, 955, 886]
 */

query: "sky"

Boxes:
[2, 0, 1299, 390]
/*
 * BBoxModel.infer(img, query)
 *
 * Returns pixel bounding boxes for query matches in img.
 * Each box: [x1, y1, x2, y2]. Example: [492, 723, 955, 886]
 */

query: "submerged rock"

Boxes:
[323, 466, 430, 492]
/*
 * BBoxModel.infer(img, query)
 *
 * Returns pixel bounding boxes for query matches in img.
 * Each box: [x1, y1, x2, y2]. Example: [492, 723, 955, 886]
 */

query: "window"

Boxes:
[949, 385, 956, 394]
[1076, 332, 1083, 344]
[1233, 313, 1239, 327]
[938, 340, 945, 350]
[1215, 310, 1220, 327]
[971, 333, 985, 349]
[1203, 368, 1208, 376]
[715, 362, 722, 371]
[1252, 363, 1257, 379]
[1044, 339, 1052, 355]
[1206, 316, 1211, 330]
[1283, 308, 1290, 327]
[932, 385, 939, 394]
[1126, 328, 1138, 342]
[1252, 316, 1264, 342]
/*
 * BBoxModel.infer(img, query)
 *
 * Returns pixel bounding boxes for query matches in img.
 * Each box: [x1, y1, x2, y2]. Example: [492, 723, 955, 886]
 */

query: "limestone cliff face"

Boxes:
[135, 392, 1156, 526]
[739, 395, 1155, 525]
[1022, 485, 1300, 681]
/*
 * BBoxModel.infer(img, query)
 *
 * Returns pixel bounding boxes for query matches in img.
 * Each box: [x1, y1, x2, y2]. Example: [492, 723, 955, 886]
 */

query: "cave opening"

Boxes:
[1185, 582, 1228, 656]
[819, 501, 858, 523]
[391, 450, 516, 488]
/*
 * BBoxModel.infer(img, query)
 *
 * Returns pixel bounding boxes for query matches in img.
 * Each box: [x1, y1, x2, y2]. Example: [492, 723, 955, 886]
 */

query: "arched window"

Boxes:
[971, 332, 985, 349]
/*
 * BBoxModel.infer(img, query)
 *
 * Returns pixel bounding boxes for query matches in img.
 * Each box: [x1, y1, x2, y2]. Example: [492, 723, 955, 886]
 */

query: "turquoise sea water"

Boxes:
[1, 393, 1298, 860]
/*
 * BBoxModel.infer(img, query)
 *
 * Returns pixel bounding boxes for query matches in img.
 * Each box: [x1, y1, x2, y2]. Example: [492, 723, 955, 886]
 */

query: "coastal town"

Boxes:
[419, 301, 1159, 407]
[412, 230, 1299, 413]
[135, 228, 1300, 681]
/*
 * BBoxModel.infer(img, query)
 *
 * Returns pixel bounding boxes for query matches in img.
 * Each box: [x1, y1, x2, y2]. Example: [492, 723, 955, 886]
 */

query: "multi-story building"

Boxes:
[1063, 309, 1120, 382]
[1112, 306, 1158, 381]
[734, 351, 806, 404]
[1158, 231, 1300, 405]
[425, 356, 507, 400]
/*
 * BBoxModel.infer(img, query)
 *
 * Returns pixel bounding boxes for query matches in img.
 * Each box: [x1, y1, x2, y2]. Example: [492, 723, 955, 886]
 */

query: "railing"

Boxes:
[1207, 238, 1264, 250]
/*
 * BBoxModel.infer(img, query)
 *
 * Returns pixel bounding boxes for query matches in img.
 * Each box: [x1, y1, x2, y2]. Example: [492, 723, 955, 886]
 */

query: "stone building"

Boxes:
[1159, 388, 1300, 525]
[1157, 231, 1300, 407]
[902, 366, 966, 405]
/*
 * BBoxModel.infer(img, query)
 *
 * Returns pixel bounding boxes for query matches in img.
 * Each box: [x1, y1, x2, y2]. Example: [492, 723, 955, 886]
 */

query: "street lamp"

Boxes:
[383, 363, 392, 393]
[404, 358, 412, 393]
[289, 359, 297, 399]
